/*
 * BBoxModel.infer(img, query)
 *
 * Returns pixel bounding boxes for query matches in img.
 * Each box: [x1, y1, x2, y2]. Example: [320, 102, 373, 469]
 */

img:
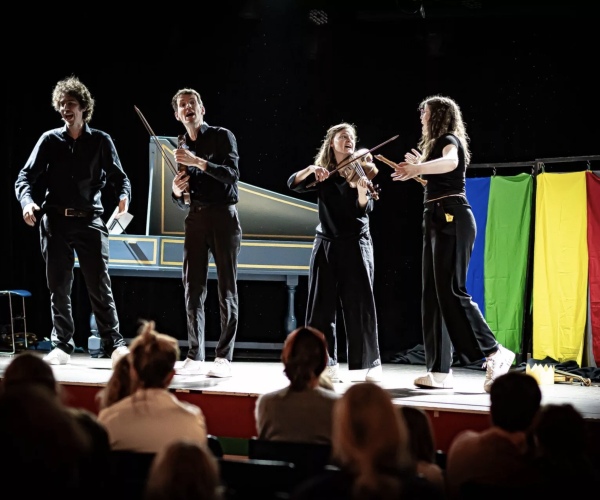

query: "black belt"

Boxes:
[51, 207, 92, 217]
[189, 204, 234, 213]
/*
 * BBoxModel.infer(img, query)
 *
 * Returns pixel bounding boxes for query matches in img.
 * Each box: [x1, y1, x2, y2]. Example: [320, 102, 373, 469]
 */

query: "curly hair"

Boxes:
[171, 88, 203, 112]
[51, 76, 95, 123]
[418, 96, 471, 165]
[314, 123, 357, 172]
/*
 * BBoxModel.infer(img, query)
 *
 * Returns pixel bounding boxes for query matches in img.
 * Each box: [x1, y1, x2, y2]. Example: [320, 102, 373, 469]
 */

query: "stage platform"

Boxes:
[1, 353, 599, 452]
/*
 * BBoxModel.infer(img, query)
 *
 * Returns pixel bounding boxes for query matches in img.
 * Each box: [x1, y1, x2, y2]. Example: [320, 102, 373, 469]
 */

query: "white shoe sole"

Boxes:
[206, 371, 232, 378]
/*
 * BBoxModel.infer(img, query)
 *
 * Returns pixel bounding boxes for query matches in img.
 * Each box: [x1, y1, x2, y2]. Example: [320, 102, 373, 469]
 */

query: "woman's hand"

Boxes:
[404, 149, 422, 165]
[357, 176, 369, 195]
[172, 171, 190, 198]
[391, 162, 422, 181]
[310, 165, 330, 182]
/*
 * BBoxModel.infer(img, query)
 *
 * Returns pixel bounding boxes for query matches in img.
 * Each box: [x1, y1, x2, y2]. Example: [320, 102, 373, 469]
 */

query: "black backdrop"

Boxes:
[2, 1, 599, 358]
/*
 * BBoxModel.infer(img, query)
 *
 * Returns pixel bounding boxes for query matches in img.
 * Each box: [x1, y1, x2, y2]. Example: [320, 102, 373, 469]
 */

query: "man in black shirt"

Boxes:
[15, 77, 130, 367]
[171, 88, 241, 378]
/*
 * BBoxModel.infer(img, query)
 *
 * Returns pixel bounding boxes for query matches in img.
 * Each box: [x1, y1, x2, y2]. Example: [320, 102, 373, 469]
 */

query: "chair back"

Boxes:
[219, 458, 295, 499]
[249, 438, 332, 481]
[109, 451, 155, 500]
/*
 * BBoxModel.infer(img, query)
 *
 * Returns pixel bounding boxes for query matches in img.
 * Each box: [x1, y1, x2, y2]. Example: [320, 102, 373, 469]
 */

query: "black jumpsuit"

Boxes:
[421, 134, 498, 373]
[288, 172, 381, 370]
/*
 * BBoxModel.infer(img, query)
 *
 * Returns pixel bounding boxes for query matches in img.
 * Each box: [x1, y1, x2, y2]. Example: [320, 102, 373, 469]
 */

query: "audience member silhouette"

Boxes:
[145, 440, 222, 500]
[446, 372, 541, 499]
[293, 383, 442, 500]
[98, 321, 207, 452]
[256, 326, 339, 444]
[98, 354, 132, 410]
[401, 406, 444, 488]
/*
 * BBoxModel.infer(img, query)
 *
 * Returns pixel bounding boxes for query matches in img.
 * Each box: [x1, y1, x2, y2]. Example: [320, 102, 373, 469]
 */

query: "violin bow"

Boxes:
[306, 134, 399, 188]
[134, 106, 178, 176]
[375, 154, 428, 186]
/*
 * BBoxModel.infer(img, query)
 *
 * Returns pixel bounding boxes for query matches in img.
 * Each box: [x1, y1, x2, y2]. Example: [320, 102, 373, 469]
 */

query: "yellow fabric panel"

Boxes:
[533, 172, 588, 365]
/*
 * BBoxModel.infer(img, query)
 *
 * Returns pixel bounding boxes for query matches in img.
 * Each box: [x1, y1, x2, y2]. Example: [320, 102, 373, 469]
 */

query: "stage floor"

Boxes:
[1, 353, 599, 419]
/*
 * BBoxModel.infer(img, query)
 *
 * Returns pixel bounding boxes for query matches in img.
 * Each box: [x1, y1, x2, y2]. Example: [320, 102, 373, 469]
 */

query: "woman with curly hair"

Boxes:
[392, 96, 514, 392]
[288, 124, 382, 383]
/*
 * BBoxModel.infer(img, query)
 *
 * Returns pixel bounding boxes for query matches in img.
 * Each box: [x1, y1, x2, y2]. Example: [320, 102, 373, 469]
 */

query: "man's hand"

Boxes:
[392, 162, 422, 181]
[115, 197, 129, 219]
[172, 171, 190, 198]
[310, 165, 330, 182]
[174, 149, 207, 171]
[22, 202, 40, 226]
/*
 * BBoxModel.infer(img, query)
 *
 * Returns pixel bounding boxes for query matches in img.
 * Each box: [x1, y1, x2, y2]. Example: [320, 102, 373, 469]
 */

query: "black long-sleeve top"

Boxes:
[287, 171, 373, 240]
[15, 124, 131, 216]
[172, 122, 239, 209]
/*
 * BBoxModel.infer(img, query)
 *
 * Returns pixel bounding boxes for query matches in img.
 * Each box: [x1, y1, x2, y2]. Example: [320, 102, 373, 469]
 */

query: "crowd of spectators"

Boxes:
[0, 323, 597, 500]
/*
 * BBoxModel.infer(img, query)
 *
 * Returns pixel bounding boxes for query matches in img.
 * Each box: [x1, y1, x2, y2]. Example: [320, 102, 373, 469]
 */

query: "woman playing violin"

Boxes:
[288, 123, 382, 383]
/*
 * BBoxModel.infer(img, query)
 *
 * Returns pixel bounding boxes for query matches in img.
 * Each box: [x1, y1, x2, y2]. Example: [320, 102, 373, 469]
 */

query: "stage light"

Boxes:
[308, 9, 328, 25]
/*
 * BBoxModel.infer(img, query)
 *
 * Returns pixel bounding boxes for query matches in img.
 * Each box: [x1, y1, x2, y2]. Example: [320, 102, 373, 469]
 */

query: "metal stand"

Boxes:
[0, 290, 31, 356]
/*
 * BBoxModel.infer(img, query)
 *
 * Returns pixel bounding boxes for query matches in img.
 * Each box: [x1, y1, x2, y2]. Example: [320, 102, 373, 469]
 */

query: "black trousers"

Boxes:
[40, 214, 125, 356]
[306, 234, 381, 370]
[422, 196, 498, 373]
[183, 204, 241, 361]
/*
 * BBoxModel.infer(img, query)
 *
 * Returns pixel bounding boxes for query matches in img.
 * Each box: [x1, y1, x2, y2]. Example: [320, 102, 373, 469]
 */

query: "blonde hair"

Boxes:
[314, 123, 357, 171]
[129, 321, 179, 390]
[418, 95, 471, 164]
[333, 384, 412, 500]
[97, 355, 132, 410]
[146, 440, 222, 500]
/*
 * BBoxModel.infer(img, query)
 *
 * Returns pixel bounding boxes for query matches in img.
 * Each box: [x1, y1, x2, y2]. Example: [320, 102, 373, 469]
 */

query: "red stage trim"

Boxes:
[59, 384, 491, 452]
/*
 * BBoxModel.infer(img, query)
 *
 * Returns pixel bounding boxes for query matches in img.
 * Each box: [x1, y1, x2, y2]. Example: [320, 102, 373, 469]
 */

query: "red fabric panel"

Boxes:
[587, 172, 600, 362]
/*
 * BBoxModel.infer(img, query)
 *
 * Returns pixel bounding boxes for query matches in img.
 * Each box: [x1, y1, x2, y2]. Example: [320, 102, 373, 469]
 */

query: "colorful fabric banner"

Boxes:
[586, 171, 600, 363]
[533, 172, 588, 365]
[465, 178, 491, 317]
[483, 174, 532, 355]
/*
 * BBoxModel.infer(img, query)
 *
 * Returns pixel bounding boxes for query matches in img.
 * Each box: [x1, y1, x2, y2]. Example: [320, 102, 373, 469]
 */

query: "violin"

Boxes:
[177, 135, 191, 205]
[306, 135, 399, 201]
[337, 148, 380, 200]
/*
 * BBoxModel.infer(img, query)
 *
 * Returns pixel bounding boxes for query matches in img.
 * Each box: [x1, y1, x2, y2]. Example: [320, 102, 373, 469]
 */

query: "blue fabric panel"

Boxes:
[465, 177, 491, 318]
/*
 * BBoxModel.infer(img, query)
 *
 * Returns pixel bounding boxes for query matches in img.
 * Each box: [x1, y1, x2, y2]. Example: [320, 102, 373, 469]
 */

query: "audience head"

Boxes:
[2, 352, 58, 395]
[129, 321, 179, 390]
[334, 383, 411, 499]
[490, 372, 541, 432]
[98, 355, 132, 409]
[533, 404, 587, 457]
[400, 406, 436, 464]
[146, 440, 221, 500]
[0, 386, 89, 496]
[281, 326, 328, 391]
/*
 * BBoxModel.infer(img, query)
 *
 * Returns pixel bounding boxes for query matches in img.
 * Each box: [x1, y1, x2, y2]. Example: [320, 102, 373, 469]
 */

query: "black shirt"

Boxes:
[422, 133, 467, 202]
[15, 124, 131, 216]
[172, 122, 239, 209]
[287, 171, 373, 240]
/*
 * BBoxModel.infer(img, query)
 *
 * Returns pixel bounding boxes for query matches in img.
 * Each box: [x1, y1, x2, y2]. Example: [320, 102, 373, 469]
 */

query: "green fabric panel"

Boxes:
[484, 174, 533, 355]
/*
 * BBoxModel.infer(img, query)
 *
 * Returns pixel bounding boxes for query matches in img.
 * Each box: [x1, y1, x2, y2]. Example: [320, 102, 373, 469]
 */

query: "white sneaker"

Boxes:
[111, 346, 130, 370]
[177, 358, 207, 375]
[207, 357, 232, 378]
[365, 364, 383, 382]
[43, 348, 70, 365]
[483, 344, 515, 393]
[324, 363, 340, 382]
[414, 370, 454, 389]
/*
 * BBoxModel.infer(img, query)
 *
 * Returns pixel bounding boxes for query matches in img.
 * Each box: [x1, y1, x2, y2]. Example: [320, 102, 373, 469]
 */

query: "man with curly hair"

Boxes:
[15, 76, 131, 368]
